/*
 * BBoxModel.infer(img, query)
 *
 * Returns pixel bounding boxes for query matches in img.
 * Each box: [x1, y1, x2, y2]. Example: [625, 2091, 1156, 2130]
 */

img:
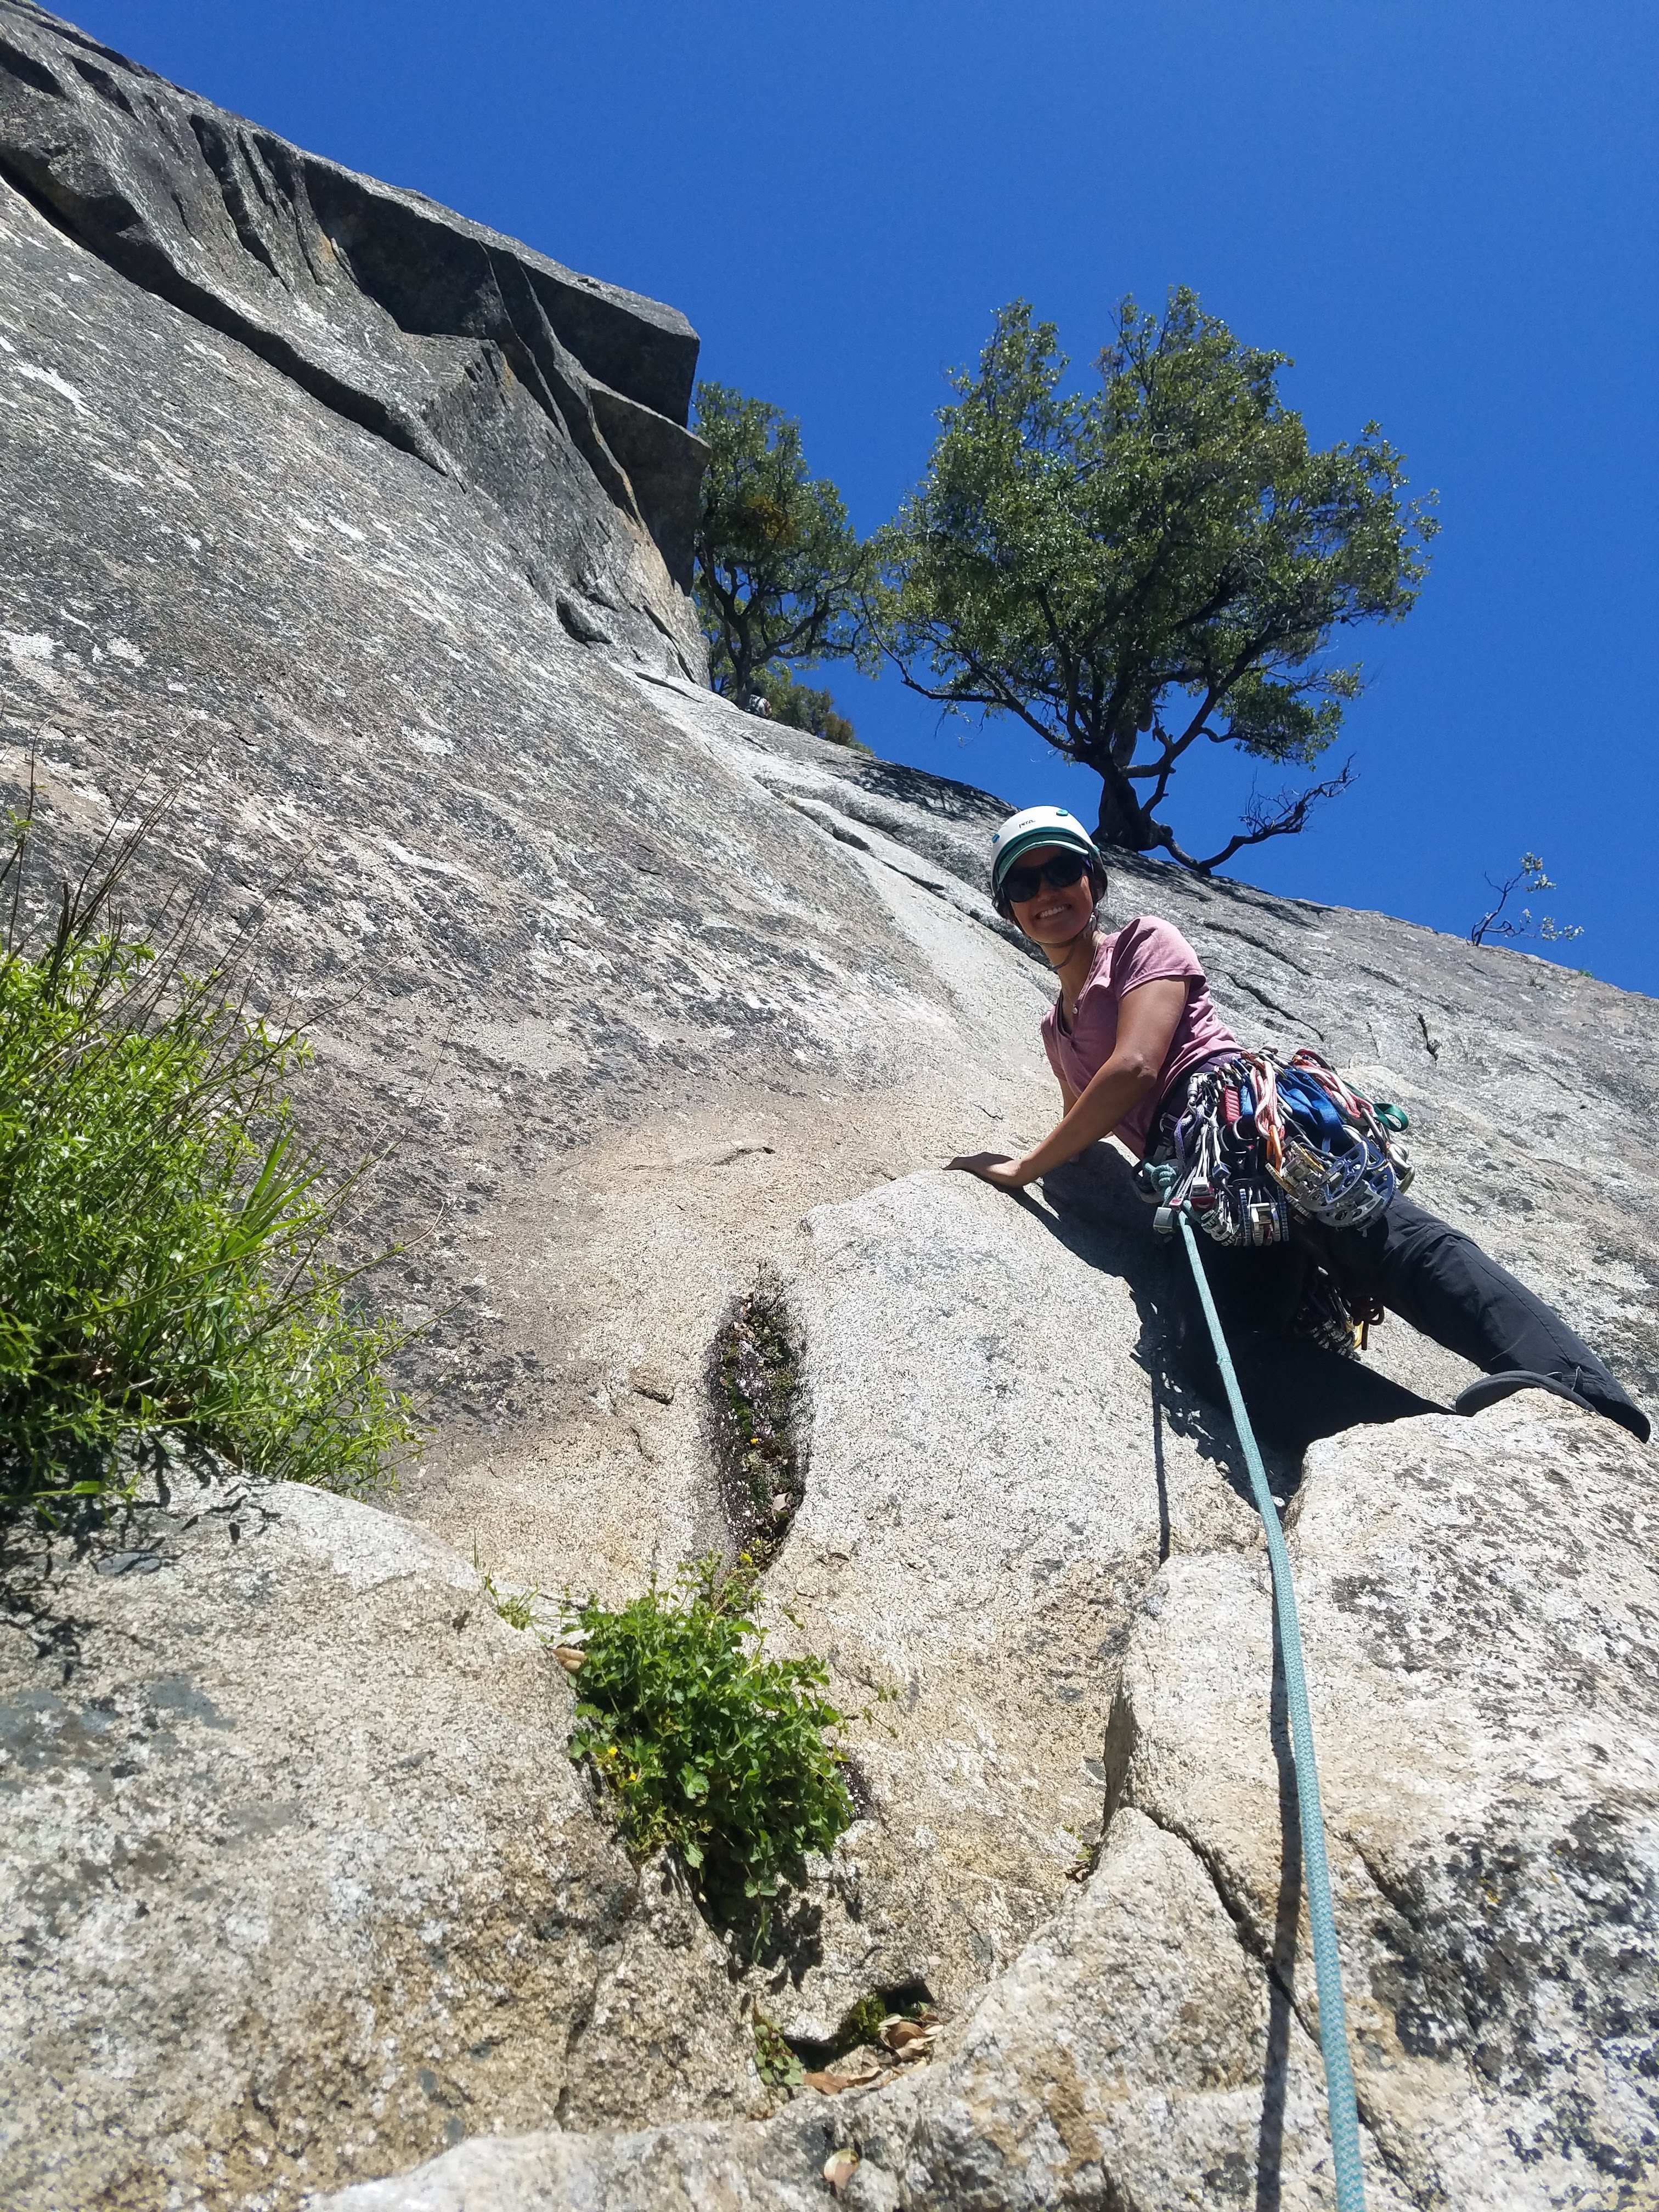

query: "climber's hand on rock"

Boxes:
[947, 1152, 1032, 1190]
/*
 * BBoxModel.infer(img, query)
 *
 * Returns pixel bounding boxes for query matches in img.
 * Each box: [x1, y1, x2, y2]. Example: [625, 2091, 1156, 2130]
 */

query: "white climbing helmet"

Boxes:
[988, 805, 1101, 900]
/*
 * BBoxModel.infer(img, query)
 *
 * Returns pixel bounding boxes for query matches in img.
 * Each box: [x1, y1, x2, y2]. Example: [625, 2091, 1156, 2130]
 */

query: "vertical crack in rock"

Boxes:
[1098, 1796, 1415, 2204]
[708, 1275, 806, 1568]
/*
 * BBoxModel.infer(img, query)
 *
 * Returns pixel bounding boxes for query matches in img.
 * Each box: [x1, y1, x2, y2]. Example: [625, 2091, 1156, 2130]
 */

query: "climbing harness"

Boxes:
[1150, 1048, 1413, 1355]
[1148, 1158, 1369, 2211]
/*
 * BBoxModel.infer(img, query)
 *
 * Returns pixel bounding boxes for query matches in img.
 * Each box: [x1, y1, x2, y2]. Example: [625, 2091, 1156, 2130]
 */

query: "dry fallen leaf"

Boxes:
[552, 1646, 585, 1673]
[801, 2069, 846, 2096]
[825, 2046, 883, 2084]
[823, 2147, 860, 2194]
[882, 2019, 928, 2051]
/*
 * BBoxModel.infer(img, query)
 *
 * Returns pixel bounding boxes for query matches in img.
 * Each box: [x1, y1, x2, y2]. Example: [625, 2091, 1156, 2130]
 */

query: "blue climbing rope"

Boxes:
[1174, 1206, 1367, 2211]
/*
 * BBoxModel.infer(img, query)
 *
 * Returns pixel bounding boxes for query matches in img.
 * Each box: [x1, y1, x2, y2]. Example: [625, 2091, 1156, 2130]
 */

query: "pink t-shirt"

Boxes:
[1040, 916, 1237, 1159]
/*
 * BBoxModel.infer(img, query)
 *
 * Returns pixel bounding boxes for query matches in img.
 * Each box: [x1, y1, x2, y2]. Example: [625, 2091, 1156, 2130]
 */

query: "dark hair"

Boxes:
[995, 852, 1109, 924]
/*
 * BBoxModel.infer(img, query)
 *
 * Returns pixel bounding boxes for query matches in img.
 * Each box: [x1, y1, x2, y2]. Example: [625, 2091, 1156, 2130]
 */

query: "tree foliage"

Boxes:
[876, 292, 1438, 870]
[754, 670, 863, 749]
[1469, 853, 1584, 947]
[692, 382, 875, 700]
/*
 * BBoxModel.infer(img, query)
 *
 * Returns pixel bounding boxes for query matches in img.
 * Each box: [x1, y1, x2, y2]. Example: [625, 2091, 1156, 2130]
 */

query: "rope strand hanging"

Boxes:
[1160, 1182, 1369, 2211]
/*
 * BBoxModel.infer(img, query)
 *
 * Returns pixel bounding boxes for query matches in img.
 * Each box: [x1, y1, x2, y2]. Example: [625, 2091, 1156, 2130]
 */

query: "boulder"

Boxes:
[749, 1164, 1262, 2031]
[0, 1455, 761, 2211]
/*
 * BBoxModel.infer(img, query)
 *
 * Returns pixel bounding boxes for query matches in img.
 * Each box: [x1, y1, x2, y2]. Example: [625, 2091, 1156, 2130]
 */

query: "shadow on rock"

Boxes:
[730, 1884, 828, 1991]
[0, 1446, 275, 1678]
[1025, 1145, 1306, 1508]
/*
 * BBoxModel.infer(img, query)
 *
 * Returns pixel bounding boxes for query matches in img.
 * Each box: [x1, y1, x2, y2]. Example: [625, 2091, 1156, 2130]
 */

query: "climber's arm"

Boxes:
[950, 978, 1188, 1190]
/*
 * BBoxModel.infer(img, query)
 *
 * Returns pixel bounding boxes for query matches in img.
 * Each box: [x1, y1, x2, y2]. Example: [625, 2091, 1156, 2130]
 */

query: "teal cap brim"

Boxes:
[992, 824, 1099, 893]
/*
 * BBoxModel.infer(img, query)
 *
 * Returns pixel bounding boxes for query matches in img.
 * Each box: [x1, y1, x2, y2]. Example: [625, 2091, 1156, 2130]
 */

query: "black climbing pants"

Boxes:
[1171, 1194, 1649, 1453]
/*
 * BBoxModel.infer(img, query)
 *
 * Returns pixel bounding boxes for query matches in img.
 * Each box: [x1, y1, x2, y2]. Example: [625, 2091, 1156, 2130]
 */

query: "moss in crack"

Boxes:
[710, 1277, 804, 1566]
[836, 1992, 891, 2051]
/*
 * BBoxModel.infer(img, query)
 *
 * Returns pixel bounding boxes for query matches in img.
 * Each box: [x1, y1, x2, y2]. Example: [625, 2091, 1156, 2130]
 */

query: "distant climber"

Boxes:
[949, 806, 1650, 1451]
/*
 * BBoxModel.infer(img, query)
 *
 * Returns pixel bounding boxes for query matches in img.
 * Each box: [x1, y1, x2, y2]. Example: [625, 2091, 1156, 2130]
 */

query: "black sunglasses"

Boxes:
[1000, 850, 1092, 905]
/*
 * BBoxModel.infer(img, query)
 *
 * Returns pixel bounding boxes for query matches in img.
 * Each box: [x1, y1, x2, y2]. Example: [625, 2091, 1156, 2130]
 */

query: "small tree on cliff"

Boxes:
[692, 382, 875, 702]
[876, 294, 1438, 871]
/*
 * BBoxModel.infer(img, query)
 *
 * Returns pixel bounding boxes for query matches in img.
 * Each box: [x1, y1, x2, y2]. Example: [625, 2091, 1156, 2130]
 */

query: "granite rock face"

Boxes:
[0, 0, 706, 660]
[749, 1165, 1261, 2033]
[1, 7, 1657, 2208]
[1108, 1392, 1659, 2208]
[0, 1457, 763, 2211]
[316, 1394, 1659, 2212]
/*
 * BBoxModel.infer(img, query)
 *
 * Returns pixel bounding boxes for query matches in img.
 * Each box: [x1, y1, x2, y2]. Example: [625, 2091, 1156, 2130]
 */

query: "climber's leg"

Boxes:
[1309, 1195, 1650, 1443]
[1169, 1237, 1442, 1454]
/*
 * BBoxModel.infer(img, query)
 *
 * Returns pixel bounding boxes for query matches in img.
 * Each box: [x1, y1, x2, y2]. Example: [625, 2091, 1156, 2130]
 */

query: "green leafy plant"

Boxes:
[753, 2012, 805, 2090]
[0, 802, 420, 1510]
[563, 1553, 856, 1923]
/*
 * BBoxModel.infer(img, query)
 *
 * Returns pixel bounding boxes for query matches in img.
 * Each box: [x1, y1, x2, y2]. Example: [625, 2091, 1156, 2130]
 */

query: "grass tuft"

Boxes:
[474, 1539, 540, 1629]
[0, 799, 420, 1511]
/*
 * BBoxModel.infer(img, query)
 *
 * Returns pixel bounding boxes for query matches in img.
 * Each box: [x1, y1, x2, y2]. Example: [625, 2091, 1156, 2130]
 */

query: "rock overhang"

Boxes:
[0, 0, 707, 591]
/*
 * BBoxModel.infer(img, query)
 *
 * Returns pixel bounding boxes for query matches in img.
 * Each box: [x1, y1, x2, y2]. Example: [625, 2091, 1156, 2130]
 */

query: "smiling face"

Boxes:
[1005, 845, 1098, 947]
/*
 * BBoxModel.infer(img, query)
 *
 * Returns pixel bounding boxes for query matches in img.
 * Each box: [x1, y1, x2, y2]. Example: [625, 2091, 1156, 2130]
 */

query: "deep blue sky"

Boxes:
[73, 3, 1658, 992]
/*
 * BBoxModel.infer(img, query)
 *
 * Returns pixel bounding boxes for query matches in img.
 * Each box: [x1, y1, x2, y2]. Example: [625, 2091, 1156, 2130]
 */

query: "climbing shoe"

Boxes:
[1454, 1370, 1651, 1443]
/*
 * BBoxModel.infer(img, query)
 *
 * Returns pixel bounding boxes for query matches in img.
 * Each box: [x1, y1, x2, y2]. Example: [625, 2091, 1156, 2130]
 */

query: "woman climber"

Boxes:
[948, 805, 1650, 1452]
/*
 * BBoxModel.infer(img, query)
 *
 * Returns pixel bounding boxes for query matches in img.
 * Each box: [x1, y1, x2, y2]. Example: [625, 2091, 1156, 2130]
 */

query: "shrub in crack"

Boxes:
[561, 1552, 855, 1936]
[0, 795, 420, 1511]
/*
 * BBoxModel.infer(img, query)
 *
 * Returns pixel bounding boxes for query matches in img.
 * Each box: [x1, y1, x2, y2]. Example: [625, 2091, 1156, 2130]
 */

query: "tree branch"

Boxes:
[1158, 758, 1356, 876]
[1030, 581, 1088, 751]
[1128, 687, 1222, 815]
[888, 645, 1075, 754]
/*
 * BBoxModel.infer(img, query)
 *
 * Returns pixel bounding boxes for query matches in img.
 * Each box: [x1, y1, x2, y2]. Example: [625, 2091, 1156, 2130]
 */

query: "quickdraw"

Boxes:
[1159, 1047, 1413, 1245]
